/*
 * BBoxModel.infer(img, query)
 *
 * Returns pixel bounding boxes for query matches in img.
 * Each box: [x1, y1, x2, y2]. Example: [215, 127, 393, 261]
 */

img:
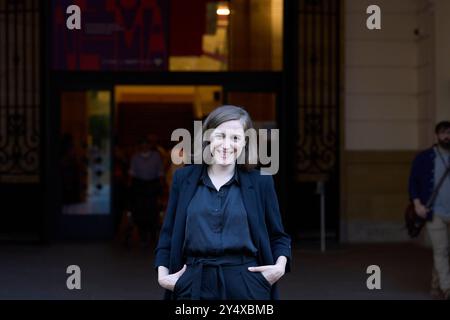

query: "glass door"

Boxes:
[59, 89, 113, 239]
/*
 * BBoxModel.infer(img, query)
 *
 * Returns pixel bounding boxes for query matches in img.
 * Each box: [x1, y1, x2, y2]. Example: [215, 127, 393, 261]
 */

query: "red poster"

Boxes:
[52, 0, 168, 71]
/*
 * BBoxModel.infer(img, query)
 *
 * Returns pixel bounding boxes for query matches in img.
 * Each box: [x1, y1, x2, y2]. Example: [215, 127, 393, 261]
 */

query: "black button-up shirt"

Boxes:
[183, 165, 257, 257]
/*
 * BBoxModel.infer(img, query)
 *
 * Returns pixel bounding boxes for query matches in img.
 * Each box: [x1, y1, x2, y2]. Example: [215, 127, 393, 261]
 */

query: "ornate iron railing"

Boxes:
[0, 0, 40, 182]
[297, 0, 340, 180]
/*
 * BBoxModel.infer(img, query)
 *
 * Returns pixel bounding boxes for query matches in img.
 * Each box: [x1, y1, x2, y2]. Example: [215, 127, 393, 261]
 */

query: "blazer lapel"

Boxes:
[239, 169, 262, 245]
[177, 164, 203, 211]
[172, 165, 203, 266]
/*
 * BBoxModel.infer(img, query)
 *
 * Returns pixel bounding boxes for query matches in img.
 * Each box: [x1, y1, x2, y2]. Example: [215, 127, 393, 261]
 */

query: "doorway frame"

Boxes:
[43, 0, 300, 241]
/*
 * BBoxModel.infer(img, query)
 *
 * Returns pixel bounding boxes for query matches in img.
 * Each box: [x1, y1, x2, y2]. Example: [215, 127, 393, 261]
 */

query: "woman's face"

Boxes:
[209, 120, 246, 166]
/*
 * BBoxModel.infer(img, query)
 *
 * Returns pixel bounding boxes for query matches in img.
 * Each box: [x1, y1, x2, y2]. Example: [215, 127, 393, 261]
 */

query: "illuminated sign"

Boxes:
[52, 0, 168, 71]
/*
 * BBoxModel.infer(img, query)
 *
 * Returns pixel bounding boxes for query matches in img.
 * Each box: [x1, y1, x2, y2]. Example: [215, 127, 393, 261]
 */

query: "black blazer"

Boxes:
[154, 164, 292, 299]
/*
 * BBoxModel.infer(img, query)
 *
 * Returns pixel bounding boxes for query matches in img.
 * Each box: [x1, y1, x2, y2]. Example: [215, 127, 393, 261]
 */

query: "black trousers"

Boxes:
[173, 255, 272, 300]
[129, 178, 161, 241]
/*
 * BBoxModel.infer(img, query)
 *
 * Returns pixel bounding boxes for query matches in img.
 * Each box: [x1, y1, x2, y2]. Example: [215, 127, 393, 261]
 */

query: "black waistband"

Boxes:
[184, 255, 258, 299]
[186, 255, 256, 266]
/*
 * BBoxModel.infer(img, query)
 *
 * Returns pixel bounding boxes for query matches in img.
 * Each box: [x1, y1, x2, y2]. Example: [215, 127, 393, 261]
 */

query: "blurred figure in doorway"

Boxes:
[128, 134, 164, 247]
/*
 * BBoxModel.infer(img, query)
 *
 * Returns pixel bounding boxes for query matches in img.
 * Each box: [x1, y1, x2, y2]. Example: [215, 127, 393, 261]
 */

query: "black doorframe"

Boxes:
[282, 0, 300, 239]
[42, 0, 300, 242]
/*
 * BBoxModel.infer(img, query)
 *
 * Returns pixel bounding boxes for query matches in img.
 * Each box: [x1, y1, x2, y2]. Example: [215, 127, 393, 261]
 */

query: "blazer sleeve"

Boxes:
[408, 154, 421, 201]
[264, 175, 292, 272]
[154, 169, 181, 269]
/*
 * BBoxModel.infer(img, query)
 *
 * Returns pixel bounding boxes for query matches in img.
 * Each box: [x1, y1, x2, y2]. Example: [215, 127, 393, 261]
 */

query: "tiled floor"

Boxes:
[0, 241, 434, 300]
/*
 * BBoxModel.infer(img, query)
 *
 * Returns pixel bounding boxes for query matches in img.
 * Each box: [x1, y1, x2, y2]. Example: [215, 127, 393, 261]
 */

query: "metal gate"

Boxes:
[0, 0, 42, 240]
[292, 0, 341, 242]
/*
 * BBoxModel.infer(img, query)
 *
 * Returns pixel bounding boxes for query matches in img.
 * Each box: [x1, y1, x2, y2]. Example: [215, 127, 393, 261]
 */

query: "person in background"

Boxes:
[166, 145, 186, 189]
[113, 143, 129, 237]
[61, 133, 83, 205]
[129, 135, 164, 247]
[409, 121, 450, 299]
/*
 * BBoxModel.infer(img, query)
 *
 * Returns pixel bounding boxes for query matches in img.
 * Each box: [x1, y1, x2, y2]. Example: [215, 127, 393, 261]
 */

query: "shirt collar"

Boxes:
[199, 164, 240, 187]
[435, 145, 450, 158]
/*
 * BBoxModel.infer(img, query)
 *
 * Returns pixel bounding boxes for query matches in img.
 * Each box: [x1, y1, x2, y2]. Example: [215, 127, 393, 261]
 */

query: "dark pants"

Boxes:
[113, 181, 128, 234]
[173, 255, 272, 300]
[130, 178, 161, 242]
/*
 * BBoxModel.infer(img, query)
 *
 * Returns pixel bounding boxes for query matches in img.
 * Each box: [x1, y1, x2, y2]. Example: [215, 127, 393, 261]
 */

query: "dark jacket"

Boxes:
[408, 147, 435, 220]
[154, 164, 292, 300]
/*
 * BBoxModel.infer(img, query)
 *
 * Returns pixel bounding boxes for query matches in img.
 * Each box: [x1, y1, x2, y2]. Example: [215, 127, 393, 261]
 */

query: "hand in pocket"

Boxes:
[247, 264, 285, 285]
[158, 265, 187, 291]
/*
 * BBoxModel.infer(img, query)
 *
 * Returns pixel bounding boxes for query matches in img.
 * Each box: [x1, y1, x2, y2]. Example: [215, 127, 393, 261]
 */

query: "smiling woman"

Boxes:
[200, 105, 257, 170]
[154, 105, 291, 300]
